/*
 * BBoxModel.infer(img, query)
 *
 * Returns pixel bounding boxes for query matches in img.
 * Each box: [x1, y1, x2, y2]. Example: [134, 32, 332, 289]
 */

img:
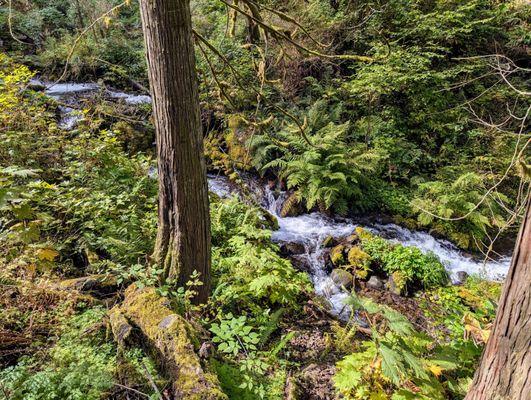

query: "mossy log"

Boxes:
[110, 284, 227, 400]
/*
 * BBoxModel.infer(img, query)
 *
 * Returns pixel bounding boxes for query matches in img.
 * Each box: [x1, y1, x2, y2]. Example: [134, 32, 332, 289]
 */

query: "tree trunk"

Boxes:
[465, 196, 530, 400]
[139, 0, 211, 303]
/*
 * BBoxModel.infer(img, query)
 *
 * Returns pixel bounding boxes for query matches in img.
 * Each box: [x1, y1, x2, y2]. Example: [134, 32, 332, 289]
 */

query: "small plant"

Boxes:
[210, 314, 269, 398]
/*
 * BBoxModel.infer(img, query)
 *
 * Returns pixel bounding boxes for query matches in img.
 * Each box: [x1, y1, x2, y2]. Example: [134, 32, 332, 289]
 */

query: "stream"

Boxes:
[35, 79, 512, 318]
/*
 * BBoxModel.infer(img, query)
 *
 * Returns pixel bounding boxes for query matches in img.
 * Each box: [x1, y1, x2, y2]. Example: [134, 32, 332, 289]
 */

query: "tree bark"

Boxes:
[139, 0, 211, 303]
[465, 196, 530, 400]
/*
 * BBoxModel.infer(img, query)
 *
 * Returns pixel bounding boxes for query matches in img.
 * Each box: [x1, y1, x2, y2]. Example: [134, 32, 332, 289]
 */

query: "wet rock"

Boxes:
[455, 271, 469, 285]
[27, 80, 46, 91]
[331, 269, 353, 289]
[280, 242, 306, 256]
[321, 235, 336, 248]
[288, 255, 312, 274]
[367, 276, 384, 290]
[344, 233, 359, 244]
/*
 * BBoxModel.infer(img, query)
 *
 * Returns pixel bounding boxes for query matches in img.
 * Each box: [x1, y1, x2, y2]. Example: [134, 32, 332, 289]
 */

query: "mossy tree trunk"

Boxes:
[139, 0, 211, 303]
[465, 197, 530, 400]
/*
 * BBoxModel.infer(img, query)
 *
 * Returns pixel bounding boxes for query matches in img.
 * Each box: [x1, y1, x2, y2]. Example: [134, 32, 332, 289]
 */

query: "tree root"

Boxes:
[109, 284, 227, 400]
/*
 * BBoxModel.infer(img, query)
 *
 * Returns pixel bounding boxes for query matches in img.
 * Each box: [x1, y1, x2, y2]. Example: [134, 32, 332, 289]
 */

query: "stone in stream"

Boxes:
[454, 270, 469, 285]
[280, 241, 306, 256]
[331, 269, 354, 289]
[367, 275, 384, 290]
[387, 271, 406, 296]
[321, 235, 337, 248]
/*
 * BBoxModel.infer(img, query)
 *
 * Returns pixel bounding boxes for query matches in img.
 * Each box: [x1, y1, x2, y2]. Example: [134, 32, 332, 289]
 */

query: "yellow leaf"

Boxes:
[37, 248, 59, 261]
[429, 364, 443, 377]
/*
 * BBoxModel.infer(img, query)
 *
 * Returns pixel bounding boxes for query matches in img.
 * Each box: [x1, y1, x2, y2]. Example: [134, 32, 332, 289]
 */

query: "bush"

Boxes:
[357, 228, 449, 291]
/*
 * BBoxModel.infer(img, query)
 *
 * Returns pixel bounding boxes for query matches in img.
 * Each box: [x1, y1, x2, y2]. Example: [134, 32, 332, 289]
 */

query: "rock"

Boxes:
[329, 244, 345, 266]
[455, 271, 469, 285]
[59, 274, 118, 295]
[321, 235, 336, 248]
[387, 271, 406, 296]
[280, 241, 306, 256]
[263, 211, 279, 230]
[27, 80, 46, 91]
[367, 276, 384, 290]
[344, 233, 359, 244]
[331, 269, 354, 289]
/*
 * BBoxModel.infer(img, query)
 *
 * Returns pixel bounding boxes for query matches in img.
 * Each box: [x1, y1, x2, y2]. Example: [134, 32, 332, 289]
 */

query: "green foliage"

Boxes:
[357, 228, 449, 291]
[335, 294, 481, 399]
[210, 313, 261, 356]
[412, 172, 510, 249]
[0, 308, 116, 400]
[210, 197, 310, 312]
[421, 275, 501, 342]
[251, 100, 383, 214]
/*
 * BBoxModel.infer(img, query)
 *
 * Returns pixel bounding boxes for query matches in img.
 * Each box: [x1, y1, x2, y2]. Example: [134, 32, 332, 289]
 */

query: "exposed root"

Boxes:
[109, 284, 227, 400]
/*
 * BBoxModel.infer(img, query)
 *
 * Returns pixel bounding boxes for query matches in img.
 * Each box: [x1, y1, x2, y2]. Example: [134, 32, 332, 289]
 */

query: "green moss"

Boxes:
[115, 285, 227, 400]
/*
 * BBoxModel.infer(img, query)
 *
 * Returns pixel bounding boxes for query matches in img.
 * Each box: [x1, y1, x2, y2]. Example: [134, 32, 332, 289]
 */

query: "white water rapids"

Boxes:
[207, 177, 511, 317]
[37, 80, 512, 317]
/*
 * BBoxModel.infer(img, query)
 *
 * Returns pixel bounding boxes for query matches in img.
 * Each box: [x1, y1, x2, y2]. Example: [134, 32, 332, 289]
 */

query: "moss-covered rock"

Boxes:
[388, 271, 407, 296]
[329, 245, 345, 266]
[331, 269, 354, 289]
[110, 284, 227, 400]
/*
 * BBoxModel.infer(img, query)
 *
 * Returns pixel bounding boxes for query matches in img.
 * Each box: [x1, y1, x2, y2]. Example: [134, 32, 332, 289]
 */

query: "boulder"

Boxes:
[331, 269, 354, 289]
[454, 271, 469, 285]
[280, 242, 306, 256]
[344, 233, 359, 244]
[367, 276, 384, 290]
[27, 80, 46, 91]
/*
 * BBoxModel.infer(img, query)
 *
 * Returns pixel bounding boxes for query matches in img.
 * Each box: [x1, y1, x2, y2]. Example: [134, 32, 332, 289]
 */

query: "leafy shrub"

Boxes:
[211, 197, 311, 312]
[357, 228, 449, 291]
[411, 172, 510, 249]
[251, 100, 383, 214]
[335, 294, 481, 400]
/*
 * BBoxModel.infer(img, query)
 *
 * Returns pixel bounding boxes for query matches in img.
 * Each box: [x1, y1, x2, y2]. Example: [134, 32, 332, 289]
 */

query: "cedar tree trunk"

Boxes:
[465, 196, 530, 399]
[139, 0, 211, 303]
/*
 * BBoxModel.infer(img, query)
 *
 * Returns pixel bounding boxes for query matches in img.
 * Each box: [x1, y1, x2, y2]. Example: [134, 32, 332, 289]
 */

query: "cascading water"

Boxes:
[42, 81, 512, 318]
[30, 79, 152, 130]
[209, 176, 512, 318]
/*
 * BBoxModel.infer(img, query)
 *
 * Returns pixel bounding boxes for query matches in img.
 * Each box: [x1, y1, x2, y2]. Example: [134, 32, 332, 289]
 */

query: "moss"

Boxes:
[389, 271, 407, 295]
[347, 246, 370, 268]
[346, 246, 371, 279]
[322, 235, 335, 248]
[111, 284, 227, 400]
[330, 244, 345, 266]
